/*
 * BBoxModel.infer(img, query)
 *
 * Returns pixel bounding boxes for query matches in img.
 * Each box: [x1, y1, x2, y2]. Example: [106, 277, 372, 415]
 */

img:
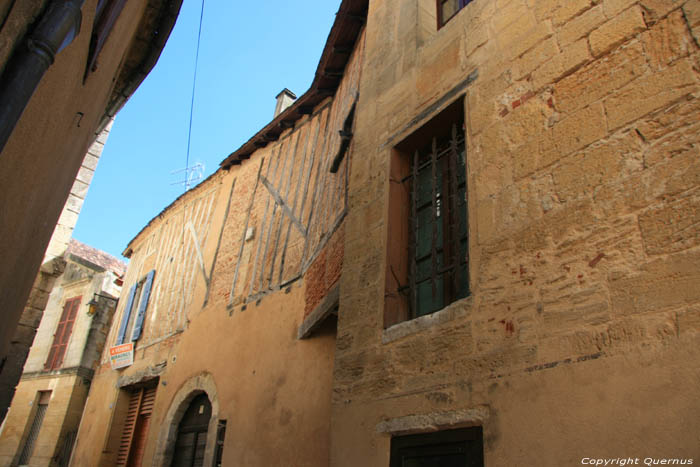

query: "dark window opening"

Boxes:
[385, 99, 469, 327]
[16, 391, 51, 465]
[85, 0, 127, 76]
[390, 427, 484, 467]
[437, 0, 472, 28]
[214, 420, 227, 467]
[331, 102, 357, 173]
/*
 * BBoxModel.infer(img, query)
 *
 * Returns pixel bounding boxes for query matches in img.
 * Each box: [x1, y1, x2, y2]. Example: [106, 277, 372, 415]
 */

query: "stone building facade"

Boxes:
[0, 0, 183, 402]
[0, 240, 125, 466]
[0, 121, 114, 426]
[73, 0, 700, 465]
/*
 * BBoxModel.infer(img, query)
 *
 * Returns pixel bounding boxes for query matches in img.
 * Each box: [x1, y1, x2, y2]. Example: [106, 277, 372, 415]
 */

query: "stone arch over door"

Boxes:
[154, 372, 219, 467]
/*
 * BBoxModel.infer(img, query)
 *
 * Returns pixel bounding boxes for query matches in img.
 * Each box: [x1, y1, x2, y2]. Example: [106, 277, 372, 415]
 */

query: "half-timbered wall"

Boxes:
[103, 181, 221, 357]
[72, 26, 366, 467]
[225, 34, 364, 307]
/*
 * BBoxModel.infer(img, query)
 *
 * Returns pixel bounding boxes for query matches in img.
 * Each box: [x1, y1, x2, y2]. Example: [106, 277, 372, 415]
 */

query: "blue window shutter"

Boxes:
[116, 284, 138, 345]
[131, 270, 155, 342]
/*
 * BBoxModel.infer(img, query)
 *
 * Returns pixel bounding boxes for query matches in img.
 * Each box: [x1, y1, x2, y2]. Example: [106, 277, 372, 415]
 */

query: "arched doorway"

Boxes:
[170, 393, 212, 467]
[154, 373, 220, 467]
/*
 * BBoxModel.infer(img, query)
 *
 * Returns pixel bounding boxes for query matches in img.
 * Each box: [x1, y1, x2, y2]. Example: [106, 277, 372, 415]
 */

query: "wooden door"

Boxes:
[171, 394, 212, 467]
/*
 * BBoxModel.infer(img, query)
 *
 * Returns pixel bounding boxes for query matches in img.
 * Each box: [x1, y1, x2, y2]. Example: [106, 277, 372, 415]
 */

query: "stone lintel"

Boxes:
[376, 406, 490, 435]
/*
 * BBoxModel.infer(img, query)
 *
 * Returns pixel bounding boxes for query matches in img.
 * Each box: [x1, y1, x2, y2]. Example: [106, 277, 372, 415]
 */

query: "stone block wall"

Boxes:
[332, 0, 700, 465]
[0, 374, 88, 466]
[0, 122, 113, 425]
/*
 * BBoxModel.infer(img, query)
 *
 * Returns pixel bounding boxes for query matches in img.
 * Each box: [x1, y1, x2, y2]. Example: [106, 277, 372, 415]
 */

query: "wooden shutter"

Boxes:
[115, 390, 140, 466]
[45, 297, 81, 370]
[117, 285, 138, 345]
[116, 385, 157, 467]
[131, 270, 155, 342]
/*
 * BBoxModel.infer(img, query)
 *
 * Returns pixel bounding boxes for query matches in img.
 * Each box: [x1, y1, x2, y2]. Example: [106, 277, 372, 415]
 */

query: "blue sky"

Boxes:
[73, 1, 341, 260]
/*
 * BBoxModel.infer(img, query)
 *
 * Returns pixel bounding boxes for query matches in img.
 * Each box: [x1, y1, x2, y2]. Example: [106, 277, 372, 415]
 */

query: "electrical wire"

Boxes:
[184, 0, 206, 192]
[179, 0, 206, 331]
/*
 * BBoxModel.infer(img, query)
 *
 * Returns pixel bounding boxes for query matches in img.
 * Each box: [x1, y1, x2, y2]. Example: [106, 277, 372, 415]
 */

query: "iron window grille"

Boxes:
[405, 121, 469, 318]
[17, 391, 51, 465]
[390, 427, 484, 467]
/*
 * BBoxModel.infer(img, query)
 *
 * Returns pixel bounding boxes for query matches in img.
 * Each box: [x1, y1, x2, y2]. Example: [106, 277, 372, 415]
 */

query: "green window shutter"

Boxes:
[116, 284, 138, 345]
[131, 270, 155, 342]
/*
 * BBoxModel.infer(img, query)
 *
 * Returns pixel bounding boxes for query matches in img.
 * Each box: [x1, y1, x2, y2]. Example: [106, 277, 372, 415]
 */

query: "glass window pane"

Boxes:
[441, 0, 460, 22]
[415, 167, 432, 203]
[416, 257, 431, 283]
[416, 276, 444, 317]
[416, 207, 433, 258]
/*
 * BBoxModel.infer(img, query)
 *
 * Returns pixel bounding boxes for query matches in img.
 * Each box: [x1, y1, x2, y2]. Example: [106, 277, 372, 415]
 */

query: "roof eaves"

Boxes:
[219, 0, 368, 168]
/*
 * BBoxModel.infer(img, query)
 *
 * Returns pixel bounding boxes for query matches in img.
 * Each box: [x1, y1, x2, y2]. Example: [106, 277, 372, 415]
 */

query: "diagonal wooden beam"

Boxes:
[186, 221, 209, 287]
[260, 175, 308, 237]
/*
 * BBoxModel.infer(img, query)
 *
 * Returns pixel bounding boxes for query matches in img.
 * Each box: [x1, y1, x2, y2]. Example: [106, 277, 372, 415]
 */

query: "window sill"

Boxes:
[382, 295, 474, 344]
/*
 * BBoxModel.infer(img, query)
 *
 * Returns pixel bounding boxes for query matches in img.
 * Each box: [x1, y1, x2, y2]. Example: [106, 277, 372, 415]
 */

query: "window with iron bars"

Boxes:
[409, 122, 469, 317]
[385, 99, 469, 327]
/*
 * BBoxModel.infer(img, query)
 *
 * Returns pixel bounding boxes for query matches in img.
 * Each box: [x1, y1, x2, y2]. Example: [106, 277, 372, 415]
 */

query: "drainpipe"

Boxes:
[0, 0, 85, 155]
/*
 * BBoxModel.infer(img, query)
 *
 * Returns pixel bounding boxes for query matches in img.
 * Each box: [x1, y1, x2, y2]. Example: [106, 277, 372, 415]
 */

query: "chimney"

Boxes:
[274, 88, 297, 118]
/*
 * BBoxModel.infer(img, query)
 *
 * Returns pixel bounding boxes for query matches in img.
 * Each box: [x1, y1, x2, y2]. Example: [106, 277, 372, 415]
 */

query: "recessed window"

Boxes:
[437, 0, 472, 28]
[385, 99, 469, 327]
[16, 391, 51, 464]
[45, 297, 81, 370]
[390, 427, 484, 467]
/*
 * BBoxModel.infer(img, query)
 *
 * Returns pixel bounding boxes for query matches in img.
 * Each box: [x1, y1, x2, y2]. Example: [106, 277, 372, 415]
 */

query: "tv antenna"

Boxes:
[170, 162, 204, 190]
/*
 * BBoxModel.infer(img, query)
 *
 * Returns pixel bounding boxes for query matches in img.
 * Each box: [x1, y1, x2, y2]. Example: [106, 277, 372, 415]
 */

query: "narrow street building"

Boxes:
[0, 0, 183, 397]
[0, 121, 115, 426]
[0, 240, 125, 466]
[72, 0, 700, 465]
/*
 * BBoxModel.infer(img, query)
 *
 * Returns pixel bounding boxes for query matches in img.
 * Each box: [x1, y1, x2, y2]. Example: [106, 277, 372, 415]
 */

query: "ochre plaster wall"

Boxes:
[332, 0, 700, 465]
[71, 168, 339, 466]
[70, 35, 365, 460]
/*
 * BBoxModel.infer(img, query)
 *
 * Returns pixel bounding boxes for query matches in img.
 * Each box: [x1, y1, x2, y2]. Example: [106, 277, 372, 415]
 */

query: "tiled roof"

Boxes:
[67, 239, 127, 276]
